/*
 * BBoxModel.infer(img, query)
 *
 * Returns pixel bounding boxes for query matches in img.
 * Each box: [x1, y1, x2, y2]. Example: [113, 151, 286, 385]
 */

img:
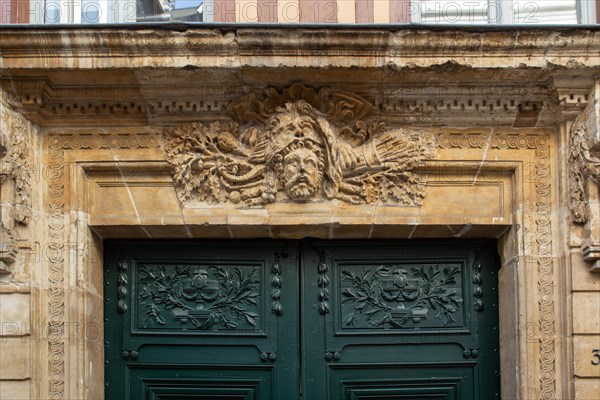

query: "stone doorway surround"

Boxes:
[0, 26, 599, 400]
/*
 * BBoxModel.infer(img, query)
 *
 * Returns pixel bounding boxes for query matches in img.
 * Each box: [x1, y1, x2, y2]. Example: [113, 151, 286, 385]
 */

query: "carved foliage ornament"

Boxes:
[340, 264, 464, 329]
[0, 112, 32, 273]
[569, 112, 600, 273]
[164, 84, 437, 206]
[569, 114, 600, 224]
[138, 264, 260, 331]
[0, 114, 32, 224]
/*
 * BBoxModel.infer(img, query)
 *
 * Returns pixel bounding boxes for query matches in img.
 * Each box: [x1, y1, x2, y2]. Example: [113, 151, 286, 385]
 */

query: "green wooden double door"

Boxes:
[105, 239, 500, 400]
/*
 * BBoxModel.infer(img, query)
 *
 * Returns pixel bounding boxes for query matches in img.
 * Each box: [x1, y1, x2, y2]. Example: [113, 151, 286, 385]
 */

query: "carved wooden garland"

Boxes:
[163, 84, 438, 206]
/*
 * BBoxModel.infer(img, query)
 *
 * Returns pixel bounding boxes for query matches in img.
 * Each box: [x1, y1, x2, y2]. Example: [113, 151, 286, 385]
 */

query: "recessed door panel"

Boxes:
[329, 363, 475, 400]
[301, 240, 500, 400]
[105, 240, 299, 400]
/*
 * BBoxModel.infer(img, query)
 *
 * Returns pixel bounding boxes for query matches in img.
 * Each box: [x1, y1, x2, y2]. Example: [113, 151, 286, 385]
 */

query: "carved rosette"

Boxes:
[163, 84, 437, 207]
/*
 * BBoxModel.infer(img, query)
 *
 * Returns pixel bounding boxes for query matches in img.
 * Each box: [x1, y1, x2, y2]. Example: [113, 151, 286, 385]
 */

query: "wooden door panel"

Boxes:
[302, 240, 499, 400]
[329, 363, 475, 400]
[128, 365, 271, 399]
[105, 240, 299, 400]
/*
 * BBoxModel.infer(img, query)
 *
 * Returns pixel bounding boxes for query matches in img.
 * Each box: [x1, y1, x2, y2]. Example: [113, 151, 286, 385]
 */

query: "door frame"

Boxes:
[43, 128, 562, 400]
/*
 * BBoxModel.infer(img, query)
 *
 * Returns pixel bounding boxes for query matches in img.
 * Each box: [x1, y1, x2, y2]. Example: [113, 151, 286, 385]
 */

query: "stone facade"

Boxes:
[0, 26, 599, 399]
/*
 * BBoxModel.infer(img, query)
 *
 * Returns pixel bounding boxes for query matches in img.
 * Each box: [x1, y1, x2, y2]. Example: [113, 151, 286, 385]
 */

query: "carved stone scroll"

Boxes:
[164, 84, 437, 206]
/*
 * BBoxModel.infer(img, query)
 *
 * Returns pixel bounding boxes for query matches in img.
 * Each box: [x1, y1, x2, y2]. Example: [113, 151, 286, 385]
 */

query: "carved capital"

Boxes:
[164, 84, 437, 207]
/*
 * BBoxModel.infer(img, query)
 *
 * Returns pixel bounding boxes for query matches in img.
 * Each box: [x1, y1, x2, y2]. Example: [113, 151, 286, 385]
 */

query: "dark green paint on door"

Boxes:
[105, 240, 500, 400]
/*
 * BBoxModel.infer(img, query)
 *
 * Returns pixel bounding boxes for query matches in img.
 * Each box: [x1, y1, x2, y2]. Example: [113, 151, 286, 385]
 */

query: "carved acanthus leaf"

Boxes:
[164, 84, 437, 206]
[568, 114, 600, 224]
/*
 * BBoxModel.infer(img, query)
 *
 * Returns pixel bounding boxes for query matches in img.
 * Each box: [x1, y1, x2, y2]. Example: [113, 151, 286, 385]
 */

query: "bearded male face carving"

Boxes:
[164, 85, 438, 207]
[282, 146, 322, 201]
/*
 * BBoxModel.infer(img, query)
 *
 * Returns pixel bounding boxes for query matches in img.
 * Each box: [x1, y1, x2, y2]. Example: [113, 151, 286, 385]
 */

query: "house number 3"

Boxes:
[592, 349, 600, 366]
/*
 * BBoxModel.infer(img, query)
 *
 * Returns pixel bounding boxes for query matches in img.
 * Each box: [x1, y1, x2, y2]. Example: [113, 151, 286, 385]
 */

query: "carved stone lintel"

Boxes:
[582, 243, 600, 273]
[164, 84, 437, 207]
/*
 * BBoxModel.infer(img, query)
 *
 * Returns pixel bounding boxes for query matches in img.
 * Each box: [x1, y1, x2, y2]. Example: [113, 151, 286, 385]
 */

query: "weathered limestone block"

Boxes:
[0, 337, 31, 380]
[0, 293, 29, 335]
[574, 378, 600, 400]
[0, 380, 31, 400]
[573, 336, 600, 378]
[571, 251, 600, 291]
[572, 293, 600, 334]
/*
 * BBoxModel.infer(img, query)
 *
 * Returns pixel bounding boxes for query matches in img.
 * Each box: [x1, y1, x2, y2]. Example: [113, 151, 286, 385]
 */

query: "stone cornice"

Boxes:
[0, 27, 598, 126]
[0, 27, 599, 69]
